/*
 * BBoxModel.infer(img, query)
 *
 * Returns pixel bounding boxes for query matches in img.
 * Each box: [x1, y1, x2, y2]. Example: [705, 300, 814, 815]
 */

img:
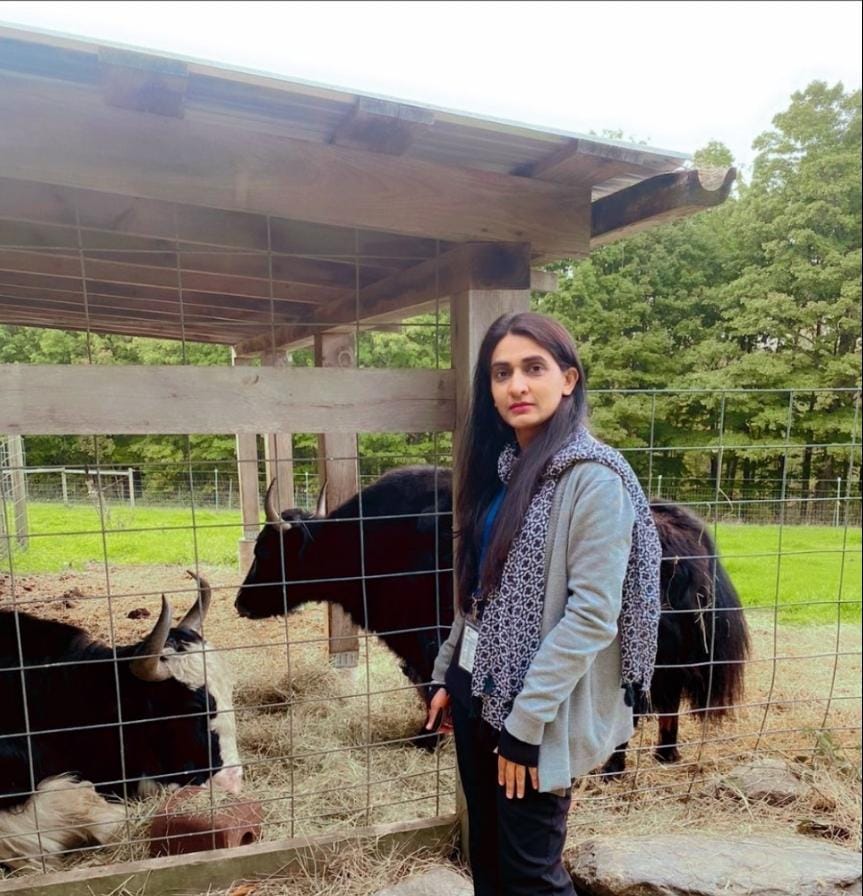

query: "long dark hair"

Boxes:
[455, 312, 588, 607]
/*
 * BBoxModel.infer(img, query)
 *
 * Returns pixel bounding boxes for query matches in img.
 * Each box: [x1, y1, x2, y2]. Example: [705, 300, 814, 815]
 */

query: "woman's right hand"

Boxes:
[425, 687, 453, 735]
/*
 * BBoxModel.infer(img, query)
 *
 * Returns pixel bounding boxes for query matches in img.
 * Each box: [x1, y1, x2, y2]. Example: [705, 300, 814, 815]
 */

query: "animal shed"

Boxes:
[0, 22, 749, 894]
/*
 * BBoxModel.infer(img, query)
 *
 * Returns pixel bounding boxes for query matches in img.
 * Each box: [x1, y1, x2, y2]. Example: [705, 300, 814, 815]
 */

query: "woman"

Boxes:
[425, 312, 661, 895]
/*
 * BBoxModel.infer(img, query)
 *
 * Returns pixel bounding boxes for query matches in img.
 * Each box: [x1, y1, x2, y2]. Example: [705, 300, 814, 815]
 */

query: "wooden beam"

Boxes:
[99, 47, 188, 118]
[0, 285, 309, 326]
[330, 96, 435, 156]
[315, 332, 361, 667]
[0, 75, 591, 258]
[5, 435, 28, 549]
[231, 354, 261, 571]
[450, 285, 530, 860]
[529, 269, 558, 293]
[0, 815, 458, 896]
[0, 178, 448, 264]
[514, 136, 678, 187]
[0, 365, 455, 435]
[0, 308, 240, 343]
[0, 240, 404, 294]
[233, 241, 531, 357]
[591, 167, 736, 247]
[261, 351, 295, 512]
[0, 249, 350, 305]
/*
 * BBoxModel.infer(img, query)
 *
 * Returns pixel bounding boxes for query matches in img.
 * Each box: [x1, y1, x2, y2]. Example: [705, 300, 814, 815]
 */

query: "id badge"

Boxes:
[458, 620, 480, 674]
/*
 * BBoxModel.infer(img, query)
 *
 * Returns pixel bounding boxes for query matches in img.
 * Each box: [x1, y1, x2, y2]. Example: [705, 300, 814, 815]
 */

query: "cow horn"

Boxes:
[264, 479, 291, 530]
[130, 596, 173, 682]
[316, 479, 328, 517]
[178, 570, 211, 635]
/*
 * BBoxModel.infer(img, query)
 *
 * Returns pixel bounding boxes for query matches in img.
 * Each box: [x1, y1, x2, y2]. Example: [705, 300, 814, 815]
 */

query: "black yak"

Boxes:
[235, 467, 749, 767]
[0, 573, 240, 869]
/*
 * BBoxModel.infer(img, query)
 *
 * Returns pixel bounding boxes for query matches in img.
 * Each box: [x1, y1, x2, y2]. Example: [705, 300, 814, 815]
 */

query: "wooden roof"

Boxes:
[0, 25, 734, 351]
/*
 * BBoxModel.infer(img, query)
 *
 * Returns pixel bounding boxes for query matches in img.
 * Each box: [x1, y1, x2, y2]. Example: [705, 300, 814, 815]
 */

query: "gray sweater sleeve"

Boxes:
[431, 611, 465, 685]
[503, 466, 635, 746]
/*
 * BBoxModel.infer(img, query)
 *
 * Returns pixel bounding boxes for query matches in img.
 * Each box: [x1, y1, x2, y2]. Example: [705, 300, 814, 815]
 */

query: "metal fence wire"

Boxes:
[0, 198, 859, 880]
[1, 386, 860, 876]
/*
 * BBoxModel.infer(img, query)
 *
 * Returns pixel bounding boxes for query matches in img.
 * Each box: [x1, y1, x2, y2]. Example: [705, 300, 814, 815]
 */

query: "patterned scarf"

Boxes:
[470, 426, 662, 730]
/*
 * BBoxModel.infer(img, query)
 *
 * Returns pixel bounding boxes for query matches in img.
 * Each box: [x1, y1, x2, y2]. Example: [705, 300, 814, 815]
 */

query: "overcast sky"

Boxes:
[1, 1, 860, 175]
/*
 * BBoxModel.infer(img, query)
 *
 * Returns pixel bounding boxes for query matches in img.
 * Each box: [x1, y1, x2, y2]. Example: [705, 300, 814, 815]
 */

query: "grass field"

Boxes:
[4, 502, 862, 624]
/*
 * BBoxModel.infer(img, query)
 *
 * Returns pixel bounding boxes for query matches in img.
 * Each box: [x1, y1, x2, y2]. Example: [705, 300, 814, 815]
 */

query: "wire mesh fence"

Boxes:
[2, 386, 860, 877]
[0, 172, 859, 884]
[16, 467, 863, 527]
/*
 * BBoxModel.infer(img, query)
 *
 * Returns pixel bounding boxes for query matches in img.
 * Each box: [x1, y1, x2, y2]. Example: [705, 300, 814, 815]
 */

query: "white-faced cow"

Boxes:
[235, 467, 749, 767]
[0, 573, 240, 870]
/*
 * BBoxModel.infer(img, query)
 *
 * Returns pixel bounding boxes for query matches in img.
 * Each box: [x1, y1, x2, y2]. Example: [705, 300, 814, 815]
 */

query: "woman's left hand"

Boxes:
[498, 754, 539, 799]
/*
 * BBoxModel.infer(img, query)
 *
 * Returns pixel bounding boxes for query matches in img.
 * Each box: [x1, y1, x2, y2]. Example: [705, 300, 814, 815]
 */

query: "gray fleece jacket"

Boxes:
[432, 461, 636, 793]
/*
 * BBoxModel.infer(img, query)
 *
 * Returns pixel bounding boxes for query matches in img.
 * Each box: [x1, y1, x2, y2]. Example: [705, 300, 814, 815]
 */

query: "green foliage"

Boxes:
[2, 82, 859, 504]
[539, 81, 861, 493]
[693, 140, 735, 169]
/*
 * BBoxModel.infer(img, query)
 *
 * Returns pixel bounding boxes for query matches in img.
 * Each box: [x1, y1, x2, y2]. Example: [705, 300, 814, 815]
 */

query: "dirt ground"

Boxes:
[1, 563, 860, 890]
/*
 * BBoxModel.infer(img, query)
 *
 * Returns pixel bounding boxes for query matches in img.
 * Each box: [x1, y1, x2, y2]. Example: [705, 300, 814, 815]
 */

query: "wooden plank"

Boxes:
[315, 332, 361, 666]
[0, 219, 81, 250]
[0, 365, 455, 435]
[262, 351, 295, 512]
[0, 179, 78, 226]
[0, 815, 458, 896]
[0, 75, 591, 258]
[233, 241, 531, 357]
[0, 284, 310, 325]
[529, 269, 558, 293]
[233, 354, 262, 572]
[99, 47, 188, 118]
[591, 167, 736, 247]
[514, 136, 677, 186]
[0, 179, 444, 263]
[449, 286, 530, 860]
[0, 234, 406, 295]
[0, 308, 240, 343]
[330, 96, 435, 156]
[6, 434, 28, 548]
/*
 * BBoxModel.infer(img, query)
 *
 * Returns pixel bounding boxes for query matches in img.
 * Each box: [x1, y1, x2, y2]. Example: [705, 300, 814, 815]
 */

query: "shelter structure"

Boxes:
[0, 24, 734, 891]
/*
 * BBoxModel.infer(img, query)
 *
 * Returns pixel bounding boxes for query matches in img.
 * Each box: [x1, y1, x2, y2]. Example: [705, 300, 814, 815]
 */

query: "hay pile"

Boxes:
[0, 566, 858, 891]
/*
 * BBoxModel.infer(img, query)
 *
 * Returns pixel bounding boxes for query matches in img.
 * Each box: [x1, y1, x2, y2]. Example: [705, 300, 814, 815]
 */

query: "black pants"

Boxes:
[451, 698, 576, 896]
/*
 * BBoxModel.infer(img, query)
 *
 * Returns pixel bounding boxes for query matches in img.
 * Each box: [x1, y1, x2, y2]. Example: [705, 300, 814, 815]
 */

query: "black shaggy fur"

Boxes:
[236, 466, 750, 762]
[601, 500, 751, 775]
[0, 613, 223, 811]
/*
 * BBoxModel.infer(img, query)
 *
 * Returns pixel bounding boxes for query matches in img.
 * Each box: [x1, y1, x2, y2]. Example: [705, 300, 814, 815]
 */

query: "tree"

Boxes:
[541, 83, 861, 503]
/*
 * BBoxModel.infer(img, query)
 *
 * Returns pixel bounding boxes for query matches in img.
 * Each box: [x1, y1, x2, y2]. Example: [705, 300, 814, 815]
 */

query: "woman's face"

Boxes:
[489, 333, 578, 447]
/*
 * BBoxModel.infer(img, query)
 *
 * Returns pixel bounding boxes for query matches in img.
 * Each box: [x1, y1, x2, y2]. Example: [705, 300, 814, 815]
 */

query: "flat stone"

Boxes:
[720, 757, 811, 806]
[568, 832, 861, 896]
[373, 866, 472, 896]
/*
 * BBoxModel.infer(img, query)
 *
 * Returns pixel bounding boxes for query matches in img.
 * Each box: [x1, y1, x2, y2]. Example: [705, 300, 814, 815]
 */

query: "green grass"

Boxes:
[715, 522, 861, 625]
[4, 504, 862, 625]
[5, 502, 245, 572]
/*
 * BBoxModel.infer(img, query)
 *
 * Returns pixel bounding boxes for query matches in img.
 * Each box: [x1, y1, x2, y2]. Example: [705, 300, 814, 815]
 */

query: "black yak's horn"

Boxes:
[130, 596, 173, 682]
[179, 570, 211, 635]
[264, 478, 291, 530]
[316, 479, 328, 518]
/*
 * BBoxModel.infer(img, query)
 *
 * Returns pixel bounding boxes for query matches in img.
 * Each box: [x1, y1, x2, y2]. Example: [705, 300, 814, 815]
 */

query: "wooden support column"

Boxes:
[232, 351, 261, 572]
[314, 332, 360, 668]
[449, 286, 531, 857]
[5, 435, 28, 549]
[262, 351, 295, 511]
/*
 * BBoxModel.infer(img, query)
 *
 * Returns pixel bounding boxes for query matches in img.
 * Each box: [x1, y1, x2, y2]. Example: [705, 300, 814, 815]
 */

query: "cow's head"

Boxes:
[127, 572, 242, 795]
[234, 479, 326, 620]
